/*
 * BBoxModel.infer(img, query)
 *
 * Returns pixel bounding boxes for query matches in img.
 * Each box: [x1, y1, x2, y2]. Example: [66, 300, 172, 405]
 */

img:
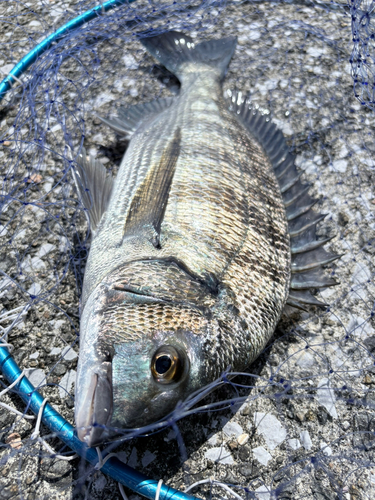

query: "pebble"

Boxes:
[54, 363, 67, 376]
[27, 173, 43, 184]
[58, 369, 76, 399]
[92, 132, 104, 143]
[255, 485, 271, 500]
[332, 159, 348, 173]
[296, 351, 315, 368]
[93, 92, 115, 108]
[341, 421, 351, 431]
[306, 46, 326, 57]
[300, 430, 313, 450]
[352, 263, 371, 300]
[240, 404, 250, 416]
[25, 368, 46, 387]
[239, 463, 259, 478]
[37, 243, 55, 258]
[320, 441, 332, 456]
[27, 282, 41, 296]
[141, 451, 156, 468]
[122, 54, 139, 70]
[26, 474, 35, 485]
[364, 336, 375, 355]
[363, 374, 373, 385]
[204, 446, 235, 465]
[22, 255, 46, 272]
[228, 440, 238, 451]
[347, 315, 375, 341]
[254, 412, 287, 450]
[49, 347, 61, 356]
[0, 61, 15, 74]
[295, 411, 306, 423]
[128, 447, 138, 468]
[49, 319, 65, 331]
[252, 446, 272, 466]
[93, 474, 107, 491]
[43, 458, 71, 477]
[207, 433, 219, 446]
[61, 346, 78, 361]
[238, 445, 250, 461]
[223, 420, 243, 438]
[5, 432, 22, 449]
[237, 433, 249, 446]
[288, 438, 301, 450]
[317, 378, 338, 418]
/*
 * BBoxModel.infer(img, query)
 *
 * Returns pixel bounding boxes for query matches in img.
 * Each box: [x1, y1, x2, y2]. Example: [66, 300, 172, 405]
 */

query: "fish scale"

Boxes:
[72, 31, 339, 446]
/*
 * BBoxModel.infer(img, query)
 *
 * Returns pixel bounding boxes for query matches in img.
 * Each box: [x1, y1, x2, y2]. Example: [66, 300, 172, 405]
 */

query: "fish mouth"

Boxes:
[76, 361, 113, 447]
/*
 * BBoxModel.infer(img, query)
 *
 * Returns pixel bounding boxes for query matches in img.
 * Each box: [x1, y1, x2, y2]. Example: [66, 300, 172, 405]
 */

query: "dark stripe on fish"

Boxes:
[123, 127, 181, 248]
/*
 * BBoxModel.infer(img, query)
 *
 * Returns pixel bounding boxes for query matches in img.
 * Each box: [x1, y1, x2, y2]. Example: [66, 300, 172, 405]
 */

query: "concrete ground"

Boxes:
[0, 0, 374, 499]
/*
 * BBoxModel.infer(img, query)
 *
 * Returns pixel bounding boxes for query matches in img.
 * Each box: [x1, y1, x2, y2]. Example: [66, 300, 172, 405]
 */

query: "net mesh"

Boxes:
[1, 0, 375, 499]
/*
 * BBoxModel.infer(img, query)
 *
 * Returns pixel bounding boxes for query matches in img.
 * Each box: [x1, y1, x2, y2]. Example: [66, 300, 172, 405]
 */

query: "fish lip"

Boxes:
[76, 361, 113, 447]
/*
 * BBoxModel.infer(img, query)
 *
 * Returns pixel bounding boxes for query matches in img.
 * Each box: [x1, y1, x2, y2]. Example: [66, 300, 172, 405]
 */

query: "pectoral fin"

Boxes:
[73, 148, 114, 234]
[123, 127, 181, 248]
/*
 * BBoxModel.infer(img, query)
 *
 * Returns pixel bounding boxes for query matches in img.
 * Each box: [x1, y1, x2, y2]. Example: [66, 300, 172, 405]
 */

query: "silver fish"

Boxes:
[73, 31, 339, 446]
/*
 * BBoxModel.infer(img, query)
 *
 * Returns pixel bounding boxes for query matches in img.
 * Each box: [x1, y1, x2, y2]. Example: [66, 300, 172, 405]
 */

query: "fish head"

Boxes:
[75, 277, 209, 447]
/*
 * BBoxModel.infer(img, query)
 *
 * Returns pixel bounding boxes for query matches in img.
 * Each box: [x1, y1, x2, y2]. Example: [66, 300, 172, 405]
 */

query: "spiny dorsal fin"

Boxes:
[123, 127, 181, 248]
[226, 90, 341, 311]
[73, 147, 114, 234]
[96, 97, 174, 139]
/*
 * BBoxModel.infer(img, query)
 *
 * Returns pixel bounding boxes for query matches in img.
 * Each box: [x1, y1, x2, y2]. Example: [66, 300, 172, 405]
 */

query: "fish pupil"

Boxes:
[155, 355, 172, 374]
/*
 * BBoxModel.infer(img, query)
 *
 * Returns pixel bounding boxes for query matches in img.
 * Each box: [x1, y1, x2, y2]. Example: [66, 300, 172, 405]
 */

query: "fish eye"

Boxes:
[151, 345, 185, 384]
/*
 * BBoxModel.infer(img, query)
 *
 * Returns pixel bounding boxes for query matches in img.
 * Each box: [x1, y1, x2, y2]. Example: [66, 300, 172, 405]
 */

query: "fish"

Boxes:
[73, 31, 339, 447]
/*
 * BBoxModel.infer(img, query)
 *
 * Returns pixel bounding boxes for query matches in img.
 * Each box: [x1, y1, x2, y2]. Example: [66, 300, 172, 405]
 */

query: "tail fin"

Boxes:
[140, 31, 237, 81]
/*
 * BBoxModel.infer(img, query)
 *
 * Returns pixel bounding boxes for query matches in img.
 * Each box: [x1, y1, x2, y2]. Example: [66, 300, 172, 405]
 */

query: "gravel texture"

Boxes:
[0, 0, 375, 499]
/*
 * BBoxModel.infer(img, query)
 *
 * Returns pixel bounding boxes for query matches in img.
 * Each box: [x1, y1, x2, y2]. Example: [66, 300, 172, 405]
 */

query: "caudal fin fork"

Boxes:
[140, 30, 237, 81]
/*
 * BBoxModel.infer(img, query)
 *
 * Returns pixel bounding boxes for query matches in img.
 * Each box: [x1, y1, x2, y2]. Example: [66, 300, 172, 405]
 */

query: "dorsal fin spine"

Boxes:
[226, 90, 340, 310]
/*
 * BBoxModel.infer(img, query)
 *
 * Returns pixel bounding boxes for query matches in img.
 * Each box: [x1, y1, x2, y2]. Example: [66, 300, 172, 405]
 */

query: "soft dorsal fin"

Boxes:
[123, 127, 181, 248]
[96, 97, 174, 139]
[226, 90, 340, 311]
[72, 147, 114, 234]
